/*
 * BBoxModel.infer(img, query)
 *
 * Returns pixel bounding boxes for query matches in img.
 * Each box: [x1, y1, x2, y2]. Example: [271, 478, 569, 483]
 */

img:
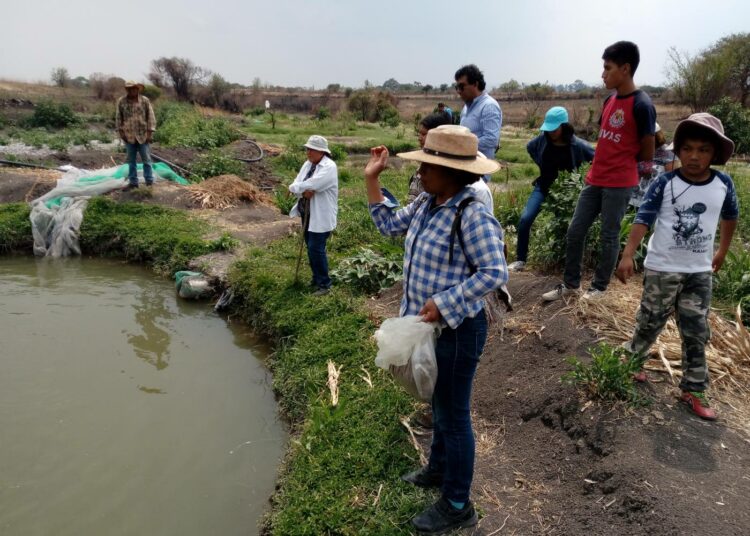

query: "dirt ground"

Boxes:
[368, 273, 750, 536]
[0, 151, 294, 248]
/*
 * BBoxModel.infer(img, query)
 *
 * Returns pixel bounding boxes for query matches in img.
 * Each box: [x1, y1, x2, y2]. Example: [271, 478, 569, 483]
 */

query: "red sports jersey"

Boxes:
[587, 90, 655, 188]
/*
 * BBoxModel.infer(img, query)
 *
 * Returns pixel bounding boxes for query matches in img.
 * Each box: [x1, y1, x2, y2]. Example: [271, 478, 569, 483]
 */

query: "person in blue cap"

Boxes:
[507, 106, 595, 271]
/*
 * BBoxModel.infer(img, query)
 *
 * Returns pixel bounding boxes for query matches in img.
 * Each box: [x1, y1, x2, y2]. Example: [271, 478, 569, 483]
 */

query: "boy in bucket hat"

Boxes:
[507, 106, 595, 272]
[288, 135, 339, 295]
[115, 81, 156, 190]
[615, 113, 739, 420]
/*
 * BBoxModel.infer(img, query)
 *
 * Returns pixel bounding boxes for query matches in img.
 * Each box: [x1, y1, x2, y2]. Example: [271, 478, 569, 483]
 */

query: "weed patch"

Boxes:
[564, 343, 648, 406]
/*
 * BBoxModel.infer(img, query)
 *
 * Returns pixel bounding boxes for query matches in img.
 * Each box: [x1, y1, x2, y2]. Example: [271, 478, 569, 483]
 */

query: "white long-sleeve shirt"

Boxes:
[288, 156, 339, 233]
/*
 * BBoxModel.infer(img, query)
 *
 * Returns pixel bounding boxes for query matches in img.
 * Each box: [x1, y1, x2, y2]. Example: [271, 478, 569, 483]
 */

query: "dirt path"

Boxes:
[369, 273, 750, 535]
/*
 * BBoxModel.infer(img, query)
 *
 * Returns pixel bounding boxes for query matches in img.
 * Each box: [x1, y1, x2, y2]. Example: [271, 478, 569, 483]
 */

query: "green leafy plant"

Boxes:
[272, 188, 297, 215]
[708, 97, 750, 155]
[210, 232, 241, 251]
[528, 165, 603, 269]
[328, 143, 347, 162]
[154, 102, 241, 149]
[190, 149, 244, 180]
[331, 247, 403, 294]
[713, 248, 750, 325]
[26, 100, 81, 128]
[563, 343, 647, 406]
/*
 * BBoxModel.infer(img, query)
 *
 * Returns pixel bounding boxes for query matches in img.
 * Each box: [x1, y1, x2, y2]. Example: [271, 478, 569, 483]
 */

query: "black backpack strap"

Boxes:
[449, 197, 476, 266]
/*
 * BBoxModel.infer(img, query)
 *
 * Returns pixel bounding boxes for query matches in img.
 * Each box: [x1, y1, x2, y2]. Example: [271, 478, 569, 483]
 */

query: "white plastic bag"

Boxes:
[374, 315, 439, 401]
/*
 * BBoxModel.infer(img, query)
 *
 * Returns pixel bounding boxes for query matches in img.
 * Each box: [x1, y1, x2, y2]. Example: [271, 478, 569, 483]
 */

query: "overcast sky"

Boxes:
[1, 0, 748, 89]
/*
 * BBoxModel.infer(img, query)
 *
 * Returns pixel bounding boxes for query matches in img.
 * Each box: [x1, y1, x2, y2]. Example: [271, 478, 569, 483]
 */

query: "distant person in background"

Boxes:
[116, 81, 156, 191]
[629, 122, 678, 207]
[508, 106, 595, 271]
[436, 102, 453, 122]
[407, 113, 453, 203]
[288, 135, 339, 296]
[455, 64, 502, 182]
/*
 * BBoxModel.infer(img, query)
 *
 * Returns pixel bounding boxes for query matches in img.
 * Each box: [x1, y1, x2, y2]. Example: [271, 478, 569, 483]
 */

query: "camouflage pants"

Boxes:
[627, 269, 712, 392]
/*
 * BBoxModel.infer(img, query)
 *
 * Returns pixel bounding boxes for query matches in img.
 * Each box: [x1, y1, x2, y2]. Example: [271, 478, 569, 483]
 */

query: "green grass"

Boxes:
[2, 125, 113, 150]
[0, 203, 32, 251]
[78, 198, 228, 274]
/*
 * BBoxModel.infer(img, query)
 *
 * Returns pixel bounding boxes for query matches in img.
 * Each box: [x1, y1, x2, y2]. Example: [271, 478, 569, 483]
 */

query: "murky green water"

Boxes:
[0, 257, 286, 536]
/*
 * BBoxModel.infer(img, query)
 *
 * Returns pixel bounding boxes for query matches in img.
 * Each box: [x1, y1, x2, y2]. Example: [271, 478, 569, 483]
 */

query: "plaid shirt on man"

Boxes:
[115, 95, 156, 144]
[370, 187, 507, 329]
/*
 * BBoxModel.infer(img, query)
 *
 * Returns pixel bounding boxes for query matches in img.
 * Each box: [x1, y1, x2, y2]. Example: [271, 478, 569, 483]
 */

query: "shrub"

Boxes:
[142, 84, 162, 101]
[245, 107, 266, 117]
[190, 149, 244, 180]
[564, 343, 647, 406]
[708, 97, 750, 155]
[328, 143, 347, 162]
[315, 106, 331, 120]
[713, 248, 750, 325]
[528, 165, 602, 269]
[27, 100, 80, 128]
[331, 247, 403, 294]
[153, 103, 241, 149]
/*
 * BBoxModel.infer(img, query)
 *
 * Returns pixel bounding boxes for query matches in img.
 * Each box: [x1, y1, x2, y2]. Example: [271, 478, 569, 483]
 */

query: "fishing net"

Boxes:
[30, 163, 188, 257]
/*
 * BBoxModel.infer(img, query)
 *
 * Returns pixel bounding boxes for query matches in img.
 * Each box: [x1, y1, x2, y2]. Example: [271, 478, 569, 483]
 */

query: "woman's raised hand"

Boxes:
[365, 145, 389, 179]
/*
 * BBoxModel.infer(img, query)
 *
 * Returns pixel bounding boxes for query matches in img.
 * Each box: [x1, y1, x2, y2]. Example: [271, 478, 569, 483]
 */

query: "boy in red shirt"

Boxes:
[543, 41, 656, 302]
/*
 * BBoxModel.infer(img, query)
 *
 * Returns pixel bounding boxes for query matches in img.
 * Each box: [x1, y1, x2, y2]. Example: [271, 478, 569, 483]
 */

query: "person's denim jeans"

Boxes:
[516, 185, 546, 263]
[304, 230, 331, 289]
[429, 310, 488, 503]
[563, 184, 632, 291]
[125, 142, 154, 186]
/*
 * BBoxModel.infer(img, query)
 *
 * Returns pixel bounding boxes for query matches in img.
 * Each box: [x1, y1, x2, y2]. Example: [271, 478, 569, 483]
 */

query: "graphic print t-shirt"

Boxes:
[634, 170, 739, 272]
[587, 90, 656, 188]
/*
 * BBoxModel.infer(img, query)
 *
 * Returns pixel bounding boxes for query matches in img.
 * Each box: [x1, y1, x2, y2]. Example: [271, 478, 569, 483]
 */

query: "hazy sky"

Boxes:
[2, 0, 748, 89]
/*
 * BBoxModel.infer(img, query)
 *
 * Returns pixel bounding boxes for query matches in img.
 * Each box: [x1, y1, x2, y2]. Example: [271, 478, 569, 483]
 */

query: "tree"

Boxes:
[149, 56, 208, 100]
[439, 83, 449, 93]
[207, 73, 231, 108]
[382, 78, 400, 92]
[51, 67, 70, 88]
[326, 83, 341, 93]
[499, 79, 520, 98]
[422, 84, 433, 95]
[666, 33, 750, 111]
[348, 90, 375, 121]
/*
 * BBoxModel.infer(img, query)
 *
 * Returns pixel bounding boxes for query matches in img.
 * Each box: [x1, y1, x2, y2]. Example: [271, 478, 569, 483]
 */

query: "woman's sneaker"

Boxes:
[411, 497, 477, 535]
[541, 283, 580, 302]
[508, 261, 526, 272]
[680, 391, 717, 420]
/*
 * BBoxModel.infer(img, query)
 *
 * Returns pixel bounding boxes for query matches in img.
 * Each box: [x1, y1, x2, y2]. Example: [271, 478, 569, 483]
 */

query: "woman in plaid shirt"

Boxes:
[365, 125, 507, 535]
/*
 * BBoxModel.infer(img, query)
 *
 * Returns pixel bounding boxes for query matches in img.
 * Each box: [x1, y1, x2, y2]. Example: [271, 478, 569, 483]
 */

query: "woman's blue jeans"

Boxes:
[515, 185, 546, 263]
[429, 310, 488, 503]
[304, 230, 331, 289]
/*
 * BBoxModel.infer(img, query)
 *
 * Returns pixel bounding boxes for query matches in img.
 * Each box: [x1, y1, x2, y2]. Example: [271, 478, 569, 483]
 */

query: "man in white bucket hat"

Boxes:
[289, 135, 339, 295]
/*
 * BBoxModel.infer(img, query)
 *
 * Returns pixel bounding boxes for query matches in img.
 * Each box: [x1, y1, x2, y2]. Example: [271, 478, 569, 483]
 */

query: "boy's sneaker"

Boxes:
[312, 287, 330, 297]
[508, 261, 526, 272]
[411, 497, 477, 535]
[582, 288, 605, 300]
[541, 283, 580, 302]
[680, 391, 717, 421]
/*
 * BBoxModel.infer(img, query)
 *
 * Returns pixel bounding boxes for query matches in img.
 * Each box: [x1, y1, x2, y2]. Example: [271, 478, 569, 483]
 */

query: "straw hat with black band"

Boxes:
[397, 125, 501, 176]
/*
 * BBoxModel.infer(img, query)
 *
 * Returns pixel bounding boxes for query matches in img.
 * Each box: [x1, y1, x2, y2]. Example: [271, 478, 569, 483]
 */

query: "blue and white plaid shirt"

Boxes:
[370, 187, 508, 329]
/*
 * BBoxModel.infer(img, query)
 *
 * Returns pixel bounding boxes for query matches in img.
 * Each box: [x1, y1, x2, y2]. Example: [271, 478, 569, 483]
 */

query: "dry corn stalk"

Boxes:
[327, 360, 341, 407]
[185, 174, 271, 209]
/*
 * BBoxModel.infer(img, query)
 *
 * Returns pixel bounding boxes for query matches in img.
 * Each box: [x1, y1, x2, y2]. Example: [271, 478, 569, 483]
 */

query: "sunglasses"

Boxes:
[454, 82, 470, 91]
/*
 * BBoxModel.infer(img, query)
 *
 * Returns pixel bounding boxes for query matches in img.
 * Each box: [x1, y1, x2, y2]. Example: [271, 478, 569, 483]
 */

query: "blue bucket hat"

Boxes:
[540, 106, 569, 132]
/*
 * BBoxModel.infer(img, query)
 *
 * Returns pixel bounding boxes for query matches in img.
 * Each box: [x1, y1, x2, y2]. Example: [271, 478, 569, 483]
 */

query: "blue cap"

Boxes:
[540, 106, 569, 132]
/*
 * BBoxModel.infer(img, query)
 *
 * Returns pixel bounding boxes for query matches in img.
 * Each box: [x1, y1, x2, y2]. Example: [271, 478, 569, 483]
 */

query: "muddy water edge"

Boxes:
[0, 256, 287, 536]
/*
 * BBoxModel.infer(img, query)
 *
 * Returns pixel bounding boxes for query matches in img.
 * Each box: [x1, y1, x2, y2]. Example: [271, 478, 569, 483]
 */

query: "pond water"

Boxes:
[0, 257, 286, 536]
